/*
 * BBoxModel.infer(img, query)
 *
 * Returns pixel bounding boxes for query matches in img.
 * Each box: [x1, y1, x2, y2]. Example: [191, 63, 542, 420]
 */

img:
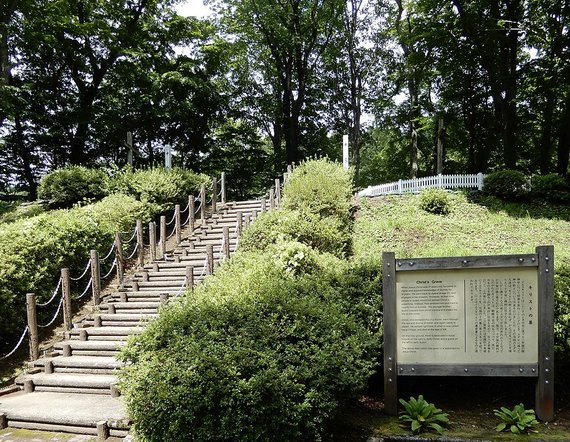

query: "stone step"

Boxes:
[54, 340, 124, 357]
[31, 356, 123, 375]
[16, 373, 117, 395]
[0, 391, 130, 436]
[69, 327, 143, 341]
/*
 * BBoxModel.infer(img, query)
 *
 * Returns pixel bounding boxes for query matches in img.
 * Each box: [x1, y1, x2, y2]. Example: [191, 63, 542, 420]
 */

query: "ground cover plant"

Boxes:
[119, 159, 382, 441]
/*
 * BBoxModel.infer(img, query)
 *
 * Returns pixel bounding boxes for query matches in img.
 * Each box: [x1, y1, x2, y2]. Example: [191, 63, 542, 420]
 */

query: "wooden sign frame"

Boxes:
[382, 246, 554, 421]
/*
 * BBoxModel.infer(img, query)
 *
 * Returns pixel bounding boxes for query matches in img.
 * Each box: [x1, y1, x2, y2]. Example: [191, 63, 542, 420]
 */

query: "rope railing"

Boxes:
[165, 211, 176, 226]
[74, 277, 93, 300]
[126, 243, 139, 260]
[100, 241, 116, 262]
[71, 259, 91, 281]
[38, 296, 63, 328]
[37, 277, 62, 307]
[122, 225, 138, 245]
[0, 326, 28, 360]
[101, 257, 117, 280]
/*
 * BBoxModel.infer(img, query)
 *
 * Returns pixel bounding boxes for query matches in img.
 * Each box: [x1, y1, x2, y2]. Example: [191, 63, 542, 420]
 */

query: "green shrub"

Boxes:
[554, 264, 570, 357]
[483, 170, 529, 201]
[494, 403, 538, 434]
[107, 167, 210, 212]
[531, 173, 569, 203]
[418, 188, 451, 215]
[282, 158, 353, 227]
[0, 201, 46, 224]
[239, 208, 349, 257]
[399, 395, 449, 435]
[0, 194, 153, 353]
[38, 166, 108, 208]
[120, 251, 376, 441]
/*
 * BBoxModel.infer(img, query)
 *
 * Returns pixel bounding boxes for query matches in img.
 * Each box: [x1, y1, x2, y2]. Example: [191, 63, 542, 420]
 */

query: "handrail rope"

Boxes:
[217, 187, 223, 198]
[101, 258, 117, 280]
[38, 296, 63, 328]
[71, 258, 92, 281]
[37, 277, 62, 307]
[233, 218, 239, 235]
[194, 200, 202, 213]
[180, 202, 190, 214]
[182, 211, 191, 227]
[217, 177, 222, 185]
[100, 241, 116, 262]
[122, 225, 138, 245]
[127, 243, 139, 260]
[206, 181, 214, 191]
[206, 195, 213, 204]
[173, 276, 188, 297]
[219, 235, 225, 257]
[0, 326, 29, 360]
[199, 255, 208, 278]
[167, 227, 176, 240]
[74, 277, 93, 300]
[165, 211, 176, 226]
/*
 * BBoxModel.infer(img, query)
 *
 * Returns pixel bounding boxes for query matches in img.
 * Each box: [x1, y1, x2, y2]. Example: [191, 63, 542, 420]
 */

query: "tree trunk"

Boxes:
[557, 92, 570, 176]
[539, 93, 555, 174]
[14, 115, 37, 200]
[408, 77, 419, 178]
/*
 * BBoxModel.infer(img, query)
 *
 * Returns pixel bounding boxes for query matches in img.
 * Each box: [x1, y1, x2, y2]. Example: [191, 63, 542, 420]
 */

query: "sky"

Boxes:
[176, 1, 212, 18]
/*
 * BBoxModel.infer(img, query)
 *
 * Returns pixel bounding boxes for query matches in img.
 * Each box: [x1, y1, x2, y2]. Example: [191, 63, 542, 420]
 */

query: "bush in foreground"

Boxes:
[419, 188, 451, 215]
[38, 166, 108, 208]
[483, 170, 529, 201]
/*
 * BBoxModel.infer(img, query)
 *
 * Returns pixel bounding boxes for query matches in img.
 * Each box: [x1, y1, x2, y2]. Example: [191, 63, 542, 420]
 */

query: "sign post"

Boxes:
[382, 246, 554, 421]
[164, 145, 172, 169]
[342, 134, 349, 171]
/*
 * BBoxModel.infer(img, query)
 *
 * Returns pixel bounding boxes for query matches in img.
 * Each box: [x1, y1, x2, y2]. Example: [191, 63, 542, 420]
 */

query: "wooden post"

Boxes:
[200, 184, 206, 225]
[189, 196, 195, 232]
[244, 213, 251, 229]
[96, 421, 109, 441]
[61, 268, 72, 331]
[275, 178, 281, 206]
[261, 197, 266, 212]
[269, 188, 275, 209]
[237, 212, 243, 237]
[149, 221, 157, 262]
[90, 250, 101, 306]
[159, 215, 166, 260]
[206, 245, 214, 275]
[223, 226, 230, 259]
[175, 204, 182, 245]
[26, 293, 39, 361]
[0, 413, 7, 430]
[186, 265, 194, 290]
[115, 232, 124, 287]
[212, 177, 218, 213]
[382, 252, 398, 416]
[136, 220, 144, 267]
[287, 164, 292, 174]
[221, 172, 226, 205]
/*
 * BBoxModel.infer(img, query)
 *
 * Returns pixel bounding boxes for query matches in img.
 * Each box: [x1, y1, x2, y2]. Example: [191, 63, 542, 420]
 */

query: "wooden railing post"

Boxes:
[206, 245, 214, 275]
[200, 184, 206, 225]
[186, 265, 194, 291]
[212, 177, 218, 213]
[275, 178, 281, 206]
[223, 226, 230, 259]
[287, 164, 292, 174]
[136, 220, 144, 267]
[269, 188, 275, 210]
[115, 232, 124, 287]
[261, 197, 266, 212]
[90, 250, 101, 306]
[237, 212, 243, 237]
[175, 204, 182, 245]
[244, 213, 251, 229]
[159, 216, 166, 260]
[221, 172, 226, 205]
[26, 293, 39, 361]
[189, 196, 195, 233]
[149, 221, 157, 262]
[61, 268, 72, 330]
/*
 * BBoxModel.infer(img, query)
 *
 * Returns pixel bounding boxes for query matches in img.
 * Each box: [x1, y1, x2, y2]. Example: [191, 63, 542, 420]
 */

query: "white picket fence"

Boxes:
[358, 173, 485, 197]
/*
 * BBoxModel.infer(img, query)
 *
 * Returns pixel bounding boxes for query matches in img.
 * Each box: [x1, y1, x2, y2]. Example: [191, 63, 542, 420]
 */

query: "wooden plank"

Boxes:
[382, 252, 398, 416]
[398, 364, 538, 377]
[395, 254, 538, 271]
[536, 245, 554, 421]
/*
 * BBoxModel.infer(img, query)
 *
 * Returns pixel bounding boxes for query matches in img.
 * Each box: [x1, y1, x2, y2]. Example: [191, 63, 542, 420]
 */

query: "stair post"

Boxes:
[186, 265, 194, 291]
[200, 184, 206, 225]
[223, 226, 230, 259]
[26, 293, 39, 361]
[175, 204, 182, 245]
[237, 212, 243, 237]
[287, 164, 292, 174]
[244, 213, 251, 229]
[269, 188, 275, 210]
[115, 232, 124, 288]
[275, 178, 281, 206]
[221, 172, 226, 205]
[206, 245, 214, 275]
[212, 177, 218, 213]
[61, 268, 72, 330]
[261, 197, 266, 212]
[149, 221, 157, 262]
[90, 250, 101, 306]
[136, 219, 144, 267]
[159, 216, 166, 260]
[188, 195, 195, 233]
[0, 412, 7, 429]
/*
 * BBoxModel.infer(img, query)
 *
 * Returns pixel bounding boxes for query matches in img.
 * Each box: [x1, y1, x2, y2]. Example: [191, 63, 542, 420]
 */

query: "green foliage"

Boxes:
[119, 250, 376, 441]
[419, 188, 451, 215]
[531, 174, 570, 203]
[398, 395, 449, 435]
[106, 167, 210, 212]
[494, 403, 538, 434]
[483, 170, 529, 201]
[37, 166, 108, 208]
[282, 158, 354, 228]
[239, 208, 349, 257]
[554, 264, 570, 357]
[0, 194, 153, 352]
[0, 201, 46, 224]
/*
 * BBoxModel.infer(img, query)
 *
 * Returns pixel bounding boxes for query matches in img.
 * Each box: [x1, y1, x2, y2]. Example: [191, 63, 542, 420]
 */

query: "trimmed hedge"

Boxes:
[419, 188, 451, 215]
[119, 159, 380, 441]
[531, 173, 570, 203]
[483, 170, 529, 201]
[38, 166, 108, 208]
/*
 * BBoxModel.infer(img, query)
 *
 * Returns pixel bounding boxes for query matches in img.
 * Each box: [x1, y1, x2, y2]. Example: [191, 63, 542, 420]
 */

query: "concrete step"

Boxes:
[69, 327, 143, 341]
[0, 391, 130, 436]
[32, 356, 123, 375]
[16, 373, 117, 395]
[54, 340, 124, 357]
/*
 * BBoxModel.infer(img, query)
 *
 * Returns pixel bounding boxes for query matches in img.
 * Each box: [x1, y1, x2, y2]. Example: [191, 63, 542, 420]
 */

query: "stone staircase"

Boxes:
[0, 199, 263, 439]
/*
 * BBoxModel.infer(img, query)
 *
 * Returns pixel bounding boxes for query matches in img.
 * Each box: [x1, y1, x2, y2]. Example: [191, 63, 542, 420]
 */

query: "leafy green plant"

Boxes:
[419, 188, 451, 215]
[483, 170, 529, 201]
[531, 173, 569, 203]
[38, 166, 108, 208]
[494, 403, 538, 434]
[398, 395, 449, 434]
